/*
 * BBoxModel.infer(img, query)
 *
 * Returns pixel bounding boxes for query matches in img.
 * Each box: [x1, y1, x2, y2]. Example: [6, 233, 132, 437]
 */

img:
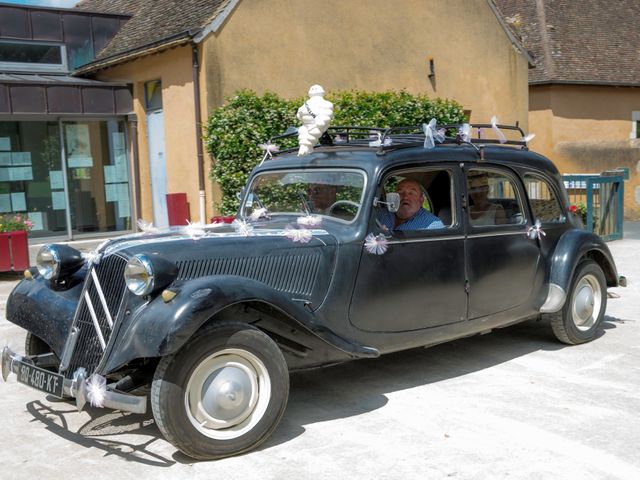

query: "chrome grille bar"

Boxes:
[83, 291, 107, 350]
[91, 268, 114, 328]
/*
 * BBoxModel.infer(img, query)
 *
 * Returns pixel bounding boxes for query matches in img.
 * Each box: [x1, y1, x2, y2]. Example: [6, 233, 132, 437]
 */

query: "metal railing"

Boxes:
[563, 172, 625, 241]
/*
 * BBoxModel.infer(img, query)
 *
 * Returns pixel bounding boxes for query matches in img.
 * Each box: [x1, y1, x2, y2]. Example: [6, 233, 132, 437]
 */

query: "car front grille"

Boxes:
[61, 254, 128, 379]
[176, 251, 321, 296]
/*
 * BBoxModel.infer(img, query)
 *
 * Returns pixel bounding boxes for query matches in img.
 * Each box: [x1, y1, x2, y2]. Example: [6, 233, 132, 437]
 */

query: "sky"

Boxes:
[1, 0, 79, 7]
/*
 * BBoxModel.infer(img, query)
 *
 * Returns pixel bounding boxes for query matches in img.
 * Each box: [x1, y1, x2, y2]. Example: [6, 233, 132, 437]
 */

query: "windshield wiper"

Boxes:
[298, 191, 312, 215]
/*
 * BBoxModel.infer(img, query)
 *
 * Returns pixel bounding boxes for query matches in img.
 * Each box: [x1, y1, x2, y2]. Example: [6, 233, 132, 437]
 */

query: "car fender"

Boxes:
[103, 275, 378, 373]
[6, 274, 82, 357]
[540, 229, 619, 313]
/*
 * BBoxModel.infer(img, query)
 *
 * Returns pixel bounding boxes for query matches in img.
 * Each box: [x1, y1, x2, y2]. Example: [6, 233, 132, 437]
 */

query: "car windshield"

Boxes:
[241, 169, 366, 222]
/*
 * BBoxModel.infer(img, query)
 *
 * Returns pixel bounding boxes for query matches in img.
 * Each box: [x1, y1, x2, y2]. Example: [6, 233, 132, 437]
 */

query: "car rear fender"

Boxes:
[103, 275, 378, 372]
[540, 229, 619, 313]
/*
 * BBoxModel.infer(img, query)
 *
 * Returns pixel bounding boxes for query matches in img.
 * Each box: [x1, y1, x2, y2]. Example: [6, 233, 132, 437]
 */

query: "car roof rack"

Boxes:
[263, 122, 530, 161]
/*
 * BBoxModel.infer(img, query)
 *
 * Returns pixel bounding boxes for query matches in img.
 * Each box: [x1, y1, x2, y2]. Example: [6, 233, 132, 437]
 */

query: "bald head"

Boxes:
[395, 179, 425, 221]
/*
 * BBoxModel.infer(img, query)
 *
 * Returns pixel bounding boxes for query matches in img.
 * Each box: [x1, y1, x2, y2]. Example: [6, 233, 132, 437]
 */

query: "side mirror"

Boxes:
[236, 188, 246, 201]
[386, 192, 400, 213]
[374, 192, 400, 213]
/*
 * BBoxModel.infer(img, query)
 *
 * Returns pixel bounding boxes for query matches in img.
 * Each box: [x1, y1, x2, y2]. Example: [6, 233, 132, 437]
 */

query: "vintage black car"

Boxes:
[1, 123, 625, 460]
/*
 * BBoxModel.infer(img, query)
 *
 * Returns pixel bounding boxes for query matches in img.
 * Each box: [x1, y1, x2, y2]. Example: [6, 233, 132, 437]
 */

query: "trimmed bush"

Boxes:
[205, 90, 466, 214]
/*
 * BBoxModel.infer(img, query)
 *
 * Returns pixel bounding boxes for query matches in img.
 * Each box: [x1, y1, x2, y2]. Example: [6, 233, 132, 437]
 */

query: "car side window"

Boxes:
[467, 168, 525, 226]
[379, 169, 453, 231]
[523, 173, 566, 223]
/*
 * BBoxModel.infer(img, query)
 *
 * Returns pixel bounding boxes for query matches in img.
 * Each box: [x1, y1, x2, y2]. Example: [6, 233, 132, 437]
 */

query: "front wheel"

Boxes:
[548, 259, 607, 345]
[151, 322, 289, 460]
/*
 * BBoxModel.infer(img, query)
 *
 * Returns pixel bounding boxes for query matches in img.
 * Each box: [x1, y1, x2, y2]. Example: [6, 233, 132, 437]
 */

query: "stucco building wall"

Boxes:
[530, 85, 640, 219]
[203, 0, 529, 128]
[95, 46, 210, 222]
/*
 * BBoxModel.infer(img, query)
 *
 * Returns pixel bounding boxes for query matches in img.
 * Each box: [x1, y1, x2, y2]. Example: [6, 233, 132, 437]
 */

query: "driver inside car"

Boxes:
[307, 183, 338, 215]
[379, 178, 444, 231]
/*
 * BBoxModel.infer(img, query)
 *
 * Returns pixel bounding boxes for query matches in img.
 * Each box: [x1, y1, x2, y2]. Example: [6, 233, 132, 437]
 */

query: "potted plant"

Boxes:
[0, 214, 33, 272]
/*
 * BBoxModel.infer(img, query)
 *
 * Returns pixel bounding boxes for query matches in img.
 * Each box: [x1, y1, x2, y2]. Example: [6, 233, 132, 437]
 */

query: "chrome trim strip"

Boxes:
[467, 230, 527, 239]
[83, 291, 107, 350]
[387, 234, 465, 244]
[58, 326, 79, 372]
[90, 268, 114, 328]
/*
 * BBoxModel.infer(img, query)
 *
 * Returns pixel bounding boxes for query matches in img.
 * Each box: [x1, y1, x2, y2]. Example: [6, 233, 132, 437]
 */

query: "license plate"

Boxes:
[15, 360, 64, 398]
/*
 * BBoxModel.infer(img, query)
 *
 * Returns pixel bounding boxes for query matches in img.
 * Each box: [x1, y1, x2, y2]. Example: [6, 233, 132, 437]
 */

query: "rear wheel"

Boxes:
[151, 322, 289, 460]
[548, 259, 607, 345]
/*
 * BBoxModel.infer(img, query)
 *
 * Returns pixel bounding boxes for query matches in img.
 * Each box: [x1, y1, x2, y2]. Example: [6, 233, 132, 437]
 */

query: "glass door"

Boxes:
[62, 120, 132, 236]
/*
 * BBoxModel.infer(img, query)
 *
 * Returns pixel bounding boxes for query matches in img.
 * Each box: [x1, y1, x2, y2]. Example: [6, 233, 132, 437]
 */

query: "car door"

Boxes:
[464, 165, 543, 319]
[349, 165, 467, 332]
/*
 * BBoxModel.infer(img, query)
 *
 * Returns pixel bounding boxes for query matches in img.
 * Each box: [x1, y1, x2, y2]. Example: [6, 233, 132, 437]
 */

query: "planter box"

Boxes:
[0, 230, 30, 272]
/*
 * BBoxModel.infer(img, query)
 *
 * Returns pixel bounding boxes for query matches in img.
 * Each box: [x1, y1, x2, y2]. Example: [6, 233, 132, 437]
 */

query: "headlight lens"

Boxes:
[36, 245, 61, 280]
[124, 255, 155, 296]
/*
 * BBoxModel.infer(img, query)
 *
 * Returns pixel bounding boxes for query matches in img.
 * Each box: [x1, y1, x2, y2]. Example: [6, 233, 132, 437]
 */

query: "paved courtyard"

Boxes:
[0, 225, 638, 480]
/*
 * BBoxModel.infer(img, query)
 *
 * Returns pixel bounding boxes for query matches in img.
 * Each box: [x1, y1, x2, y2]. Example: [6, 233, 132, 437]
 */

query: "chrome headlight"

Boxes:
[36, 245, 60, 280]
[36, 244, 84, 281]
[124, 255, 155, 296]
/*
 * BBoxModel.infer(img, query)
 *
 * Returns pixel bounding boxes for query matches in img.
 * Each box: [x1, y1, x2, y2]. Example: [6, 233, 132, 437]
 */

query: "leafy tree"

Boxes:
[205, 90, 466, 214]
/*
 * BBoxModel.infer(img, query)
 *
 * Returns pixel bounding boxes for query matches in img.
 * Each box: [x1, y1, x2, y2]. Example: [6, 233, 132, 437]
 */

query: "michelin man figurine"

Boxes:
[296, 85, 334, 156]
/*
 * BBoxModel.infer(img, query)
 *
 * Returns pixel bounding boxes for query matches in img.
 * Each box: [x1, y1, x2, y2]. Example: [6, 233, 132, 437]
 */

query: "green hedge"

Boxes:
[204, 90, 466, 214]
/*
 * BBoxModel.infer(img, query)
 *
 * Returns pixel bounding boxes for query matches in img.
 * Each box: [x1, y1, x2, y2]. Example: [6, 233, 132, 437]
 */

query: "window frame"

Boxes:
[522, 171, 567, 225]
[241, 167, 368, 225]
[0, 40, 68, 73]
[465, 165, 528, 229]
[377, 165, 459, 236]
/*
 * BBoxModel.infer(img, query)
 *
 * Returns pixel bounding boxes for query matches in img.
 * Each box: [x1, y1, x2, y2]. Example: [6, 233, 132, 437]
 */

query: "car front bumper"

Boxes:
[1, 346, 147, 414]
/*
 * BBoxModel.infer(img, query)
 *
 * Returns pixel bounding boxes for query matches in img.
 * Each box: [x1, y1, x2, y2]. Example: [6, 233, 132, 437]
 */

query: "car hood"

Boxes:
[94, 222, 338, 307]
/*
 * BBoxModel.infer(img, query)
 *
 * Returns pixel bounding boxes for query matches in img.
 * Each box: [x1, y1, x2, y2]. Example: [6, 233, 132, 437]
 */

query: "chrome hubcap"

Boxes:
[571, 274, 602, 331]
[185, 348, 271, 440]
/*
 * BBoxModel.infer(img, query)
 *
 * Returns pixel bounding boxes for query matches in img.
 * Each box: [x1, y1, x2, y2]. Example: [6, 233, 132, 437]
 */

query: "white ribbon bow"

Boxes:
[527, 220, 546, 240]
[458, 123, 472, 143]
[369, 132, 392, 147]
[422, 119, 445, 149]
[491, 116, 507, 144]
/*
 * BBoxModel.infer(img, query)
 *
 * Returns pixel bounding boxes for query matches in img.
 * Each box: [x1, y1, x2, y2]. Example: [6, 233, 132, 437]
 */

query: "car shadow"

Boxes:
[25, 400, 174, 466]
[23, 316, 622, 465]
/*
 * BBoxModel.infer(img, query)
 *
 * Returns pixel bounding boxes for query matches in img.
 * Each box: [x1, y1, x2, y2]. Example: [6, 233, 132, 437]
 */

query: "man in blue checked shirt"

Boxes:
[379, 179, 444, 231]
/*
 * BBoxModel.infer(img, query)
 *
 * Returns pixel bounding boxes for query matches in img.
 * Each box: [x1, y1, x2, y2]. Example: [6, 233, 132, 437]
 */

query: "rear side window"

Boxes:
[467, 169, 525, 226]
[523, 173, 565, 223]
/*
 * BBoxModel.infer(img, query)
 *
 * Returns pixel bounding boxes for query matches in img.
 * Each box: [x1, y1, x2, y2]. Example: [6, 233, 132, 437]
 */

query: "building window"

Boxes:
[632, 111, 640, 139]
[145, 80, 162, 111]
[0, 40, 67, 73]
[0, 120, 132, 239]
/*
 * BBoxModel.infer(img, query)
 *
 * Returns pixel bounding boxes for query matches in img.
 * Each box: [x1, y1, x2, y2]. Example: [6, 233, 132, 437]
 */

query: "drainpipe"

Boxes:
[192, 42, 206, 223]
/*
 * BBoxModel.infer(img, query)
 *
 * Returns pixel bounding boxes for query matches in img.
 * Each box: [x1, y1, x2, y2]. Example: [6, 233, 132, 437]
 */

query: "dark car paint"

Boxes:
[6, 143, 621, 376]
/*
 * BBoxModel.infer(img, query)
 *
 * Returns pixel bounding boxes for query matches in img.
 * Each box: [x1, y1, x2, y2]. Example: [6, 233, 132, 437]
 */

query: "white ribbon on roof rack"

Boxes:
[491, 116, 507, 144]
[259, 142, 280, 162]
[523, 133, 536, 143]
[369, 132, 392, 148]
[422, 119, 445, 149]
[458, 123, 472, 143]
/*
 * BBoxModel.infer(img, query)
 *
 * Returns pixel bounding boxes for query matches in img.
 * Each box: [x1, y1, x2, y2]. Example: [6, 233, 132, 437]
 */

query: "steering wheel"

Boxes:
[328, 200, 360, 215]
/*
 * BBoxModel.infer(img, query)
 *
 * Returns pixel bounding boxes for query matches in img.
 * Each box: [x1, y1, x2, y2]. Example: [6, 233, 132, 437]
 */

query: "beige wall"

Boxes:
[95, 46, 214, 223]
[203, 0, 529, 126]
[530, 84, 640, 219]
